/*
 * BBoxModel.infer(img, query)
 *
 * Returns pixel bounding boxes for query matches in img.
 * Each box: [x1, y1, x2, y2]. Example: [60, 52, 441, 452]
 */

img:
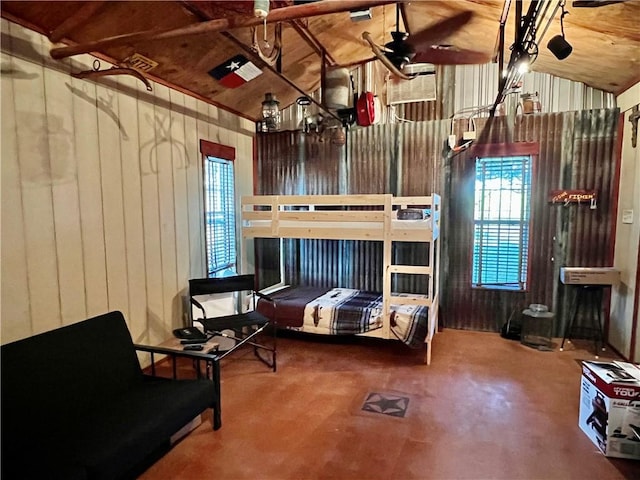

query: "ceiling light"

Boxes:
[516, 52, 531, 74]
[547, 34, 573, 60]
[260, 93, 281, 132]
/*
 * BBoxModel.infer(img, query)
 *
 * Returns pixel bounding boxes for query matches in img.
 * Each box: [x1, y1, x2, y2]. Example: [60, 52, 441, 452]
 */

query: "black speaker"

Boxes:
[547, 35, 573, 60]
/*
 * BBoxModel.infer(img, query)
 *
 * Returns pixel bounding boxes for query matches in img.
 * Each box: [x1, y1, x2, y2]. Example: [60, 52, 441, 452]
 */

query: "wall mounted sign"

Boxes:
[549, 189, 598, 208]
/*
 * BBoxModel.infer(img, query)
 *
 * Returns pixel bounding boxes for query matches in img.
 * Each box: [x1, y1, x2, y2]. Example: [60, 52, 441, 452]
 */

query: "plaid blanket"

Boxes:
[388, 294, 429, 349]
[301, 288, 428, 348]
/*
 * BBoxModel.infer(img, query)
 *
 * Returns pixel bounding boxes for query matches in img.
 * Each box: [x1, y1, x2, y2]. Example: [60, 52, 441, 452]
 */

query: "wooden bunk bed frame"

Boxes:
[241, 193, 441, 364]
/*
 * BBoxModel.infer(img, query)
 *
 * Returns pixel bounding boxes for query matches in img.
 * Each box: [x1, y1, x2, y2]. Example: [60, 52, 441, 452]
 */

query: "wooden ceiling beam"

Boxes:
[49, 1, 107, 43]
[50, 0, 402, 60]
[289, 19, 337, 67]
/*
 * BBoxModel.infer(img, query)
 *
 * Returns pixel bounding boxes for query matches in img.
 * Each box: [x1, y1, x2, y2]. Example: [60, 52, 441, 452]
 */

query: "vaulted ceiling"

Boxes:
[2, 1, 639, 121]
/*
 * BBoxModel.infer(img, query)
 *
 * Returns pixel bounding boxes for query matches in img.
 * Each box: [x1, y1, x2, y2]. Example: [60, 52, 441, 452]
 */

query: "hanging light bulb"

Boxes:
[516, 52, 531, 74]
[254, 0, 269, 18]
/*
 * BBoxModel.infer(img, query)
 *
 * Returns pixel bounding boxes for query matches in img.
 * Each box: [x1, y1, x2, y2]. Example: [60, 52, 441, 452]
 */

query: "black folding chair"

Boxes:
[189, 274, 276, 372]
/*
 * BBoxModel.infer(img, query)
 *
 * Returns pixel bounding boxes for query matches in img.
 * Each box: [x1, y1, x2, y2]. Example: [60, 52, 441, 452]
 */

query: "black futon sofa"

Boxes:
[1, 311, 220, 480]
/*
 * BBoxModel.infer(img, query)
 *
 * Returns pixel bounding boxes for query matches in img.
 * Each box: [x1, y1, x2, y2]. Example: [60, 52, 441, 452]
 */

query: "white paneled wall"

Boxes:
[610, 83, 640, 362]
[0, 20, 255, 344]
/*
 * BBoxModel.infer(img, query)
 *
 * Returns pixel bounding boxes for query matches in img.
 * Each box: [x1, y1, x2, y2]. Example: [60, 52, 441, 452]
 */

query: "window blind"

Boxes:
[472, 156, 531, 290]
[204, 156, 236, 277]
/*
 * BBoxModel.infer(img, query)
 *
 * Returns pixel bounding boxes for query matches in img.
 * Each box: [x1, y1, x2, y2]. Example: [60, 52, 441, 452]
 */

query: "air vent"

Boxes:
[386, 66, 436, 105]
[123, 53, 158, 72]
[403, 63, 436, 76]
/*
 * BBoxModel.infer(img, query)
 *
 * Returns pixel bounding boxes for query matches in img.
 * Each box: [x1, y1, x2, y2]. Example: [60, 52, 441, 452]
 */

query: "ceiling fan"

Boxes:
[363, 5, 491, 80]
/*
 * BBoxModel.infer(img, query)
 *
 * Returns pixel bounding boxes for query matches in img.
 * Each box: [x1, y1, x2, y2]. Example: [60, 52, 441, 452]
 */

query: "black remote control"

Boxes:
[183, 344, 204, 351]
[180, 339, 207, 345]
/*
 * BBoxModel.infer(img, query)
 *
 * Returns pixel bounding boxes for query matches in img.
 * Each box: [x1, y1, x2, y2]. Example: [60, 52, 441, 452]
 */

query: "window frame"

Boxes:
[200, 140, 237, 279]
[470, 142, 539, 292]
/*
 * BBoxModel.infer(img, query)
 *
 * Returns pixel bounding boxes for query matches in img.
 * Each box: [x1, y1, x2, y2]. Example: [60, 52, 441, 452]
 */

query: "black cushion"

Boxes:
[2, 312, 144, 432]
[42, 377, 216, 480]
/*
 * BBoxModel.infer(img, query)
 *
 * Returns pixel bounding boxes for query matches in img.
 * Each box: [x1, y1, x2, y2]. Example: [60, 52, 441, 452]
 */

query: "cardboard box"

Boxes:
[579, 361, 640, 459]
[560, 267, 620, 285]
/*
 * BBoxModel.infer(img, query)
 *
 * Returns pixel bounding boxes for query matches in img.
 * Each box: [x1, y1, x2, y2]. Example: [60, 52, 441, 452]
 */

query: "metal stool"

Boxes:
[560, 285, 605, 357]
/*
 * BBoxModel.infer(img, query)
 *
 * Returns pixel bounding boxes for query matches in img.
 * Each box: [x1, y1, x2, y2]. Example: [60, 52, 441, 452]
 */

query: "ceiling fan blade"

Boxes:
[406, 11, 474, 50]
[413, 46, 492, 65]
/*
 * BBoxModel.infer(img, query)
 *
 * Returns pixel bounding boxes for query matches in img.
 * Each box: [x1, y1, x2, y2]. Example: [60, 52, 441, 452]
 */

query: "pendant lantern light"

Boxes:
[260, 93, 281, 132]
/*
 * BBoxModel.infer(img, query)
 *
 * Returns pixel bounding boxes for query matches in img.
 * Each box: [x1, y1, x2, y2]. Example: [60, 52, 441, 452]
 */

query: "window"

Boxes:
[203, 156, 236, 278]
[472, 155, 531, 290]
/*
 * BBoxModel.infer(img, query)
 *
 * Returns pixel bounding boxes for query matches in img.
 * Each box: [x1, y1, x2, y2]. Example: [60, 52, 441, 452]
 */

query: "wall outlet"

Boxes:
[622, 209, 634, 224]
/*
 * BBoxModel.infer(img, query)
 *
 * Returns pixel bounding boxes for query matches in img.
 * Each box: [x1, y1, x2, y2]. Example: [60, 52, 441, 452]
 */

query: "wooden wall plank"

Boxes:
[154, 84, 178, 335]
[69, 55, 109, 318]
[169, 88, 190, 325]
[9, 22, 61, 334]
[117, 74, 148, 342]
[195, 98, 211, 277]
[0, 22, 31, 339]
[96, 80, 130, 317]
[41, 34, 86, 325]
[236, 133, 254, 274]
[138, 79, 164, 344]
[184, 94, 205, 280]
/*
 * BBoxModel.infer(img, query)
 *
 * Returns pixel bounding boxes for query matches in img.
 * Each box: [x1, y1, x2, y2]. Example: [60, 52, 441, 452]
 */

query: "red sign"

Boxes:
[549, 189, 597, 204]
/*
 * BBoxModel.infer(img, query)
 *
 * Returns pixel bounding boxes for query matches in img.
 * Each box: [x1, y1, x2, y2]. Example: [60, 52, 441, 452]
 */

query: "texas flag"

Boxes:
[208, 55, 263, 88]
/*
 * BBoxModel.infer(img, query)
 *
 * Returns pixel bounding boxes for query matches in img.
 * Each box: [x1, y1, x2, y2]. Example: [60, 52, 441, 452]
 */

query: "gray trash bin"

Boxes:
[521, 304, 554, 350]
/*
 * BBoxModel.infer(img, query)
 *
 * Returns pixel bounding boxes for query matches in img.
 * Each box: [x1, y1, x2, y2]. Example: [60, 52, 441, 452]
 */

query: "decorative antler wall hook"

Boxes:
[71, 59, 152, 91]
[251, 22, 282, 66]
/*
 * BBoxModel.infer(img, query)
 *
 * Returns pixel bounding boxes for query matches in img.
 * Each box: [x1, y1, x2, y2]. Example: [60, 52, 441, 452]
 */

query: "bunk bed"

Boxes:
[241, 194, 440, 364]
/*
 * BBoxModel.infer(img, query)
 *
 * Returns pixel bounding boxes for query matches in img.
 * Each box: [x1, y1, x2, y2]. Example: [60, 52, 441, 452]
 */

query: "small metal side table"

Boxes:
[560, 284, 606, 357]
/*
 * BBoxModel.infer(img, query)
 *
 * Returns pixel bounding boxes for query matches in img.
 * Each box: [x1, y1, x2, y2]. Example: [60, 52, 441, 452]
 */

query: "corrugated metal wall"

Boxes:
[255, 109, 620, 335]
[443, 110, 620, 334]
[259, 65, 618, 334]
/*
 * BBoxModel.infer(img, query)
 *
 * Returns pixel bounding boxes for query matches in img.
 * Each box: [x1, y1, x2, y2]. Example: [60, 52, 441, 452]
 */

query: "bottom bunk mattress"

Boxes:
[257, 286, 428, 348]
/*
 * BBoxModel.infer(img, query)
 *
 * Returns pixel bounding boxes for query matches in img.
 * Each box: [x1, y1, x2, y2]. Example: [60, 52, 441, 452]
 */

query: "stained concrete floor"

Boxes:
[139, 329, 640, 479]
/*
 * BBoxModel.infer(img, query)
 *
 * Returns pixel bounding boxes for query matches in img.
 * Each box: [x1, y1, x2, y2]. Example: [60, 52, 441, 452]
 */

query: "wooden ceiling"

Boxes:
[2, 1, 639, 121]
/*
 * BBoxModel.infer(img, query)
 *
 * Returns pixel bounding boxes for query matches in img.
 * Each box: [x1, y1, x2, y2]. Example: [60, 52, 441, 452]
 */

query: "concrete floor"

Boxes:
[140, 329, 640, 479]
